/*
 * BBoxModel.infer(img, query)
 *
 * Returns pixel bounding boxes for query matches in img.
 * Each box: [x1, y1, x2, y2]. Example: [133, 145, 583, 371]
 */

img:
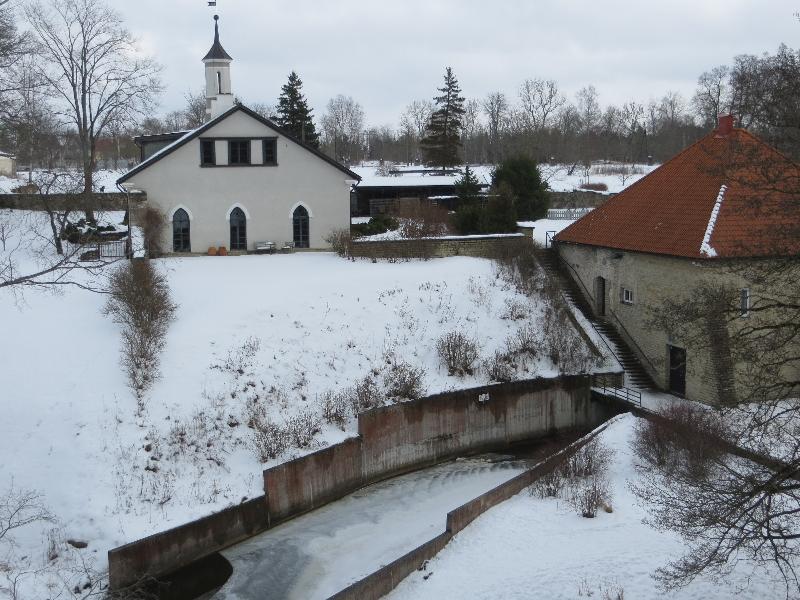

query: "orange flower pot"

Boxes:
[217, 246, 228, 256]
[207, 247, 218, 256]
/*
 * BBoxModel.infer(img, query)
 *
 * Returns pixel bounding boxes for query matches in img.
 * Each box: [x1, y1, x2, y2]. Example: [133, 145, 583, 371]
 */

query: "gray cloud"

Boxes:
[113, 0, 799, 127]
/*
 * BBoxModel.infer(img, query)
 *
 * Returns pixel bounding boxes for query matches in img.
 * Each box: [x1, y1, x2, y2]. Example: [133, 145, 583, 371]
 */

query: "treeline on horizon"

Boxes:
[2, 37, 798, 172]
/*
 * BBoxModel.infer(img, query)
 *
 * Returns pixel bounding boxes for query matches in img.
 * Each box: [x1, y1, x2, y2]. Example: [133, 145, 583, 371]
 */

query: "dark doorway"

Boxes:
[595, 276, 606, 316]
[293, 205, 310, 248]
[173, 208, 190, 252]
[229, 207, 247, 250]
[668, 345, 687, 397]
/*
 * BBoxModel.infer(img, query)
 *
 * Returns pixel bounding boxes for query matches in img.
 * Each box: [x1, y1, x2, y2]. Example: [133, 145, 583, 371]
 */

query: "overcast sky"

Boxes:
[111, 0, 799, 128]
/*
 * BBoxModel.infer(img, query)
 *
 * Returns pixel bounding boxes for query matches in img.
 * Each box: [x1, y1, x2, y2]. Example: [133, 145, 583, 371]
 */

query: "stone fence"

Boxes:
[0, 192, 145, 211]
[108, 373, 621, 591]
[350, 233, 528, 260]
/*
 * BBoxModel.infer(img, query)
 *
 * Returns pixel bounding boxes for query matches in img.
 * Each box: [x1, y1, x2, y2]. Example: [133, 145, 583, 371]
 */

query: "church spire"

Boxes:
[203, 15, 233, 62]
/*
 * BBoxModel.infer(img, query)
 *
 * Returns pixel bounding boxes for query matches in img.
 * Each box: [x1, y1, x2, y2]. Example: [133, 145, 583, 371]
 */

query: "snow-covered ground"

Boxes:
[388, 414, 785, 600]
[351, 162, 658, 195]
[0, 207, 608, 598]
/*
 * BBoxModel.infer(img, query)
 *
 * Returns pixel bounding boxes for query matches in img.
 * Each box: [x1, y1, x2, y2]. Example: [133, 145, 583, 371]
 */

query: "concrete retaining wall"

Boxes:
[263, 375, 612, 528]
[109, 374, 618, 591]
[107, 496, 269, 590]
[350, 234, 528, 259]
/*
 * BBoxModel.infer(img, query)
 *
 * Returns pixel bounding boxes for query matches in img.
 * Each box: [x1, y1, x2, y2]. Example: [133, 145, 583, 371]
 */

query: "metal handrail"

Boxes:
[553, 250, 659, 379]
[599, 376, 642, 407]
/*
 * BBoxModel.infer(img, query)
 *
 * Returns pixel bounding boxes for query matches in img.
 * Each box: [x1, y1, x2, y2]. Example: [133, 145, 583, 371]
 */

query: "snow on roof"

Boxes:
[699, 184, 727, 258]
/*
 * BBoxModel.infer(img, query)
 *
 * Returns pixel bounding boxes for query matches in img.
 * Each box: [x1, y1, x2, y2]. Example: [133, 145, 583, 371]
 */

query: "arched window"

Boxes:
[173, 208, 190, 252]
[293, 205, 310, 248]
[229, 207, 247, 250]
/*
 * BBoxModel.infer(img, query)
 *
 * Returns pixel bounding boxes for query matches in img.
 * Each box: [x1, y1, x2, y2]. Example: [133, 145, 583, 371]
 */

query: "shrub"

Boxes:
[286, 410, 321, 449]
[248, 408, 288, 462]
[632, 403, 727, 478]
[320, 390, 350, 429]
[491, 238, 542, 295]
[139, 205, 167, 258]
[580, 182, 609, 192]
[384, 361, 426, 400]
[501, 298, 529, 321]
[508, 324, 540, 357]
[436, 331, 480, 376]
[351, 376, 385, 415]
[561, 437, 613, 480]
[483, 350, 516, 383]
[571, 475, 611, 518]
[530, 469, 565, 499]
[104, 260, 177, 403]
[396, 202, 450, 238]
[325, 228, 352, 258]
[350, 214, 399, 238]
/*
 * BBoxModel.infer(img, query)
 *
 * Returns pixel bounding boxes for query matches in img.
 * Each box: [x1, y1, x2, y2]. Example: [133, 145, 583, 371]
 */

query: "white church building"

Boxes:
[118, 16, 360, 253]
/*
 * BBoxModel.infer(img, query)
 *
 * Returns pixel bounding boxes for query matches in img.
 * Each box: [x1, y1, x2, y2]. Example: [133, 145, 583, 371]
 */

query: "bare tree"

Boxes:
[0, 0, 32, 99]
[403, 99, 433, 140]
[482, 91, 508, 163]
[461, 98, 481, 164]
[692, 65, 731, 128]
[576, 85, 601, 135]
[25, 0, 162, 197]
[321, 94, 365, 165]
[518, 78, 565, 133]
[183, 88, 207, 128]
[0, 485, 52, 544]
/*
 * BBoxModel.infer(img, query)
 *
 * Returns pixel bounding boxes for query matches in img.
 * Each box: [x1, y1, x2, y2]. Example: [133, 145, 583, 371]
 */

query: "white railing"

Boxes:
[547, 207, 594, 220]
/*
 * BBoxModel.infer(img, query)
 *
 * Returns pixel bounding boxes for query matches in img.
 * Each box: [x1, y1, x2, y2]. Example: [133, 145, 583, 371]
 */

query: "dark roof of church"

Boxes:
[203, 16, 232, 61]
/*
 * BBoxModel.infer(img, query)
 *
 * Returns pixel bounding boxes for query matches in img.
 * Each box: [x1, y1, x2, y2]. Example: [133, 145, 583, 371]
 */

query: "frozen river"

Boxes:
[210, 455, 529, 600]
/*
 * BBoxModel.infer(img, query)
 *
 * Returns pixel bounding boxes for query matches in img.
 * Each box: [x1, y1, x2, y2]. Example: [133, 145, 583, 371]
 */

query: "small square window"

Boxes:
[228, 140, 251, 165]
[621, 287, 634, 305]
[200, 139, 216, 166]
[740, 288, 750, 317]
[263, 139, 277, 165]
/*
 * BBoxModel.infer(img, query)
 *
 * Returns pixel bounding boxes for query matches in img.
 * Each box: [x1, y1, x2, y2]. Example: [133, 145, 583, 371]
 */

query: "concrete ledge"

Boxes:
[108, 496, 268, 590]
[0, 192, 144, 211]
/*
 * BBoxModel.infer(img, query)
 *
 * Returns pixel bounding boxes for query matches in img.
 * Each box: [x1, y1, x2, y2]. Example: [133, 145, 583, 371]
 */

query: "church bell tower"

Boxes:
[203, 15, 234, 121]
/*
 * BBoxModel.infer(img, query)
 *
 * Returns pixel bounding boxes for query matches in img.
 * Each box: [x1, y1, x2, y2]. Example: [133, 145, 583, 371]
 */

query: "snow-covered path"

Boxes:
[212, 456, 528, 600]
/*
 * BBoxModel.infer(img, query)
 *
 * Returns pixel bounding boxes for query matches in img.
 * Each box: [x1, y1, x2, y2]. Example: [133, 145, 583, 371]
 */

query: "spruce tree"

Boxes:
[453, 166, 484, 234]
[421, 67, 465, 169]
[276, 71, 320, 148]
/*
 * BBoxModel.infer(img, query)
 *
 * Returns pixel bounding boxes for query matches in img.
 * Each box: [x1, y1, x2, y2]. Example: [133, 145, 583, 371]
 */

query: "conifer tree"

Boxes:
[276, 71, 320, 148]
[421, 67, 465, 169]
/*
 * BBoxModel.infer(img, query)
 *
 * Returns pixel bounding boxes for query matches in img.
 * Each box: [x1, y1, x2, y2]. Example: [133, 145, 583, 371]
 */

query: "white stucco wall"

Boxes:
[124, 109, 354, 252]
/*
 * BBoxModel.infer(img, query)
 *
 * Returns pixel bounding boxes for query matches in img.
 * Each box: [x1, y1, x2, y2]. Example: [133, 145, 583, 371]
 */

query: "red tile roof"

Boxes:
[554, 128, 800, 259]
